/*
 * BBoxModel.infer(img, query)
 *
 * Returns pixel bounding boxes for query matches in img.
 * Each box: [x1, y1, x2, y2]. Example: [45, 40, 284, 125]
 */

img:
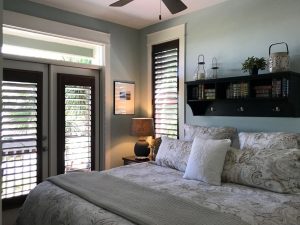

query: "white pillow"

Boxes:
[183, 138, 231, 185]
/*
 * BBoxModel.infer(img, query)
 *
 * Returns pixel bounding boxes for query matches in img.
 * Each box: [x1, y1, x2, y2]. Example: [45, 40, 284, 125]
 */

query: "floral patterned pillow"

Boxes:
[155, 136, 192, 172]
[183, 124, 237, 142]
[222, 147, 300, 193]
[239, 132, 298, 151]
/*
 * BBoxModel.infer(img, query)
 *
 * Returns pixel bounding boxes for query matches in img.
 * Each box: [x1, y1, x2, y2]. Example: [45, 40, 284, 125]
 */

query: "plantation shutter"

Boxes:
[1, 69, 42, 203]
[57, 74, 95, 174]
[152, 40, 179, 139]
[64, 85, 92, 172]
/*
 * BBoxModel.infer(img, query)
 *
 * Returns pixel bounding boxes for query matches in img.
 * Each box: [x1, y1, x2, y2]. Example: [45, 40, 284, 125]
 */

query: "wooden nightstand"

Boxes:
[122, 156, 153, 166]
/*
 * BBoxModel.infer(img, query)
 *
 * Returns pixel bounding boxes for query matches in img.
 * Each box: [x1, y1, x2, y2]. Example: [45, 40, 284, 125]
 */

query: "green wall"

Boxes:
[139, 0, 300, 132]
[3, 0, 300, 170]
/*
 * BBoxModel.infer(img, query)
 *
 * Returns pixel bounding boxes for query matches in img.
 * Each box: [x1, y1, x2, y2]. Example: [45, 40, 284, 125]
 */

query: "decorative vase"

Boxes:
[249, 66, 258, 75]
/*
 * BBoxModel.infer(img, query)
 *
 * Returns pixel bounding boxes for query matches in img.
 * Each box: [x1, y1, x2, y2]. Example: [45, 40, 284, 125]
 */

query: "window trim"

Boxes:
[147, 24, 185, 139]
[57, 74, 96, 175]
[2, 68, 43, 209]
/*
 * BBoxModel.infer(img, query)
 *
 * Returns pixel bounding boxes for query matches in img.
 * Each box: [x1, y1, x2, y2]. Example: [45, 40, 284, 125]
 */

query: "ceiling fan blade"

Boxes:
[109, 0, 134, 7]
[162, 0, 187, 14]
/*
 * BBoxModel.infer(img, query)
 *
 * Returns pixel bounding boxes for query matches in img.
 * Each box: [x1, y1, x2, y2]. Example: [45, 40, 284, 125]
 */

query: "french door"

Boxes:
[1, 60, 100, 208]
[2, 60, 48, 208]
[49, 65, 100, 176]
[57, 74, 95, 174]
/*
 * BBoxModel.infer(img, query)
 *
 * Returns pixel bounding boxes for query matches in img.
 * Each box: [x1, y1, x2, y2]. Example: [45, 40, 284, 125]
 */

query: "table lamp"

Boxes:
[131, 118, 154, 159]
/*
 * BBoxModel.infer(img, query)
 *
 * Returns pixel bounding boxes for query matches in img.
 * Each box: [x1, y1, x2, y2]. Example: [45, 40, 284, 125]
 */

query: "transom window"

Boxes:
[3, 26, 103, 66]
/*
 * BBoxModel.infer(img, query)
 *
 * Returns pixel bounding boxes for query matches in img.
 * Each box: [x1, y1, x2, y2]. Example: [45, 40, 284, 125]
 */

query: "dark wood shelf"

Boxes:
[186, 71, 300, 117]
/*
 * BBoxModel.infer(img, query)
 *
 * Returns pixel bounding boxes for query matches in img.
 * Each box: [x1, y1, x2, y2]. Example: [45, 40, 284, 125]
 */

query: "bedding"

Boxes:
[47, 172, 248, 225]
[183, 138, 231, 185]
[222, 147, 300, 193]
[17, 162, 300, 225]
[155, 136, 192, 172]
[183, 124, 237, 142]
[239, 132, 298, 151]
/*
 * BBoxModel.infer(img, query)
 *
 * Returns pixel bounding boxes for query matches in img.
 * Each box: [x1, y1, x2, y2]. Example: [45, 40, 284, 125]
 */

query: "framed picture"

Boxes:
[114, 81, 135, 115]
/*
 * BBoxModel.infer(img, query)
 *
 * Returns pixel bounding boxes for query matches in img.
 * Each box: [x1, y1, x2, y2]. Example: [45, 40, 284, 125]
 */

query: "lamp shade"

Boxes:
[131, 118, 154, 137]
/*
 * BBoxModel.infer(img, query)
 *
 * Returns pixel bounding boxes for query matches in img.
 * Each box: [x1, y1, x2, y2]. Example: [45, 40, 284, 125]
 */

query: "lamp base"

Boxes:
[134, 140, 150, 158]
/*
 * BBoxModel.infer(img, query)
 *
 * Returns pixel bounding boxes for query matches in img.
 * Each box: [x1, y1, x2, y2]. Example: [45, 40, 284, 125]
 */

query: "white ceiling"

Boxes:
[29, 0, 228, 29]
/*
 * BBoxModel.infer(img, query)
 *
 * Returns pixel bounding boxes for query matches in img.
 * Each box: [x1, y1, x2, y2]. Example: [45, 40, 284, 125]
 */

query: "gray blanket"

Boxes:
[48, 172, 249, 225]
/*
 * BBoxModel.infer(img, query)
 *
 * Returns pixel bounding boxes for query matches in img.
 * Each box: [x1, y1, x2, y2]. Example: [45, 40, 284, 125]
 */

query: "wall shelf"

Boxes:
[186, 71, 300, 117]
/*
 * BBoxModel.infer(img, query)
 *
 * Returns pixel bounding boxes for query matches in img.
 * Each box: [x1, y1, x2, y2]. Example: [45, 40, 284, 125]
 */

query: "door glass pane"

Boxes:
[1, 80, 39, 199]
[64, 85, 92, 172]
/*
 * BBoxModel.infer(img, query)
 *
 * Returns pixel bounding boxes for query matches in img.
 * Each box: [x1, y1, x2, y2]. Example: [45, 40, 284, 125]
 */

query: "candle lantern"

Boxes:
[194, 54, 206, 80]
[211, 57, 219, 79]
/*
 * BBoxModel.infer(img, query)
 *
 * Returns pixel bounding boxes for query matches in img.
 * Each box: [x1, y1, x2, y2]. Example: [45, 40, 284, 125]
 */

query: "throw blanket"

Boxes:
[48, 172, 249, 225]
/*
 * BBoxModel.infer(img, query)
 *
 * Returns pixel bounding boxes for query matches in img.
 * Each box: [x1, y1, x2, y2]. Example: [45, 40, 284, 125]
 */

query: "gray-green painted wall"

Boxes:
[139, 0, 300, 133]
[3, 0, 300, 170]
[4, 0, 140, 168]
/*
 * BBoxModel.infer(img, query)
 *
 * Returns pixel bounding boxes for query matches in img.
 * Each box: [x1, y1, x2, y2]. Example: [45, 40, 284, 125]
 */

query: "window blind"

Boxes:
[57, 74, 95, 175]
[152, 40, 179, 139]
[64, 85, 92, 172]
[1, 80, 39, 199]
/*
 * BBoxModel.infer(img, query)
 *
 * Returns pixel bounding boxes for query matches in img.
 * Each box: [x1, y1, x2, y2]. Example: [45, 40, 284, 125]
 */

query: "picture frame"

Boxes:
[114, 81, 135, 115]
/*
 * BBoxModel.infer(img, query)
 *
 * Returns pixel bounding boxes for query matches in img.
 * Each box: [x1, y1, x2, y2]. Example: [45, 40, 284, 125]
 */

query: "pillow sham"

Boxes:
[239, 132, 298, 151]
[222, 147, 300, 193]
[153, 137, 162, 156]
[155, 136, 192, 172]
[183, 124, 237, 143]
[183, 138, 231, 185]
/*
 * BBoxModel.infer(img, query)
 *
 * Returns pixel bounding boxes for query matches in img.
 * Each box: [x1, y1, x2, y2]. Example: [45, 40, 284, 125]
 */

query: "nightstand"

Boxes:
[122, 156, 153, 166]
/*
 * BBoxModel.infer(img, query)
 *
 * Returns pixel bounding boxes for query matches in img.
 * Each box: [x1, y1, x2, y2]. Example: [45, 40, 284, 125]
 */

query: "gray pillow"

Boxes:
[239, 132, 298, 151]
[155, 136, 192, 172]
[183, 124, 237, 143]
[222, 147, 300, 193]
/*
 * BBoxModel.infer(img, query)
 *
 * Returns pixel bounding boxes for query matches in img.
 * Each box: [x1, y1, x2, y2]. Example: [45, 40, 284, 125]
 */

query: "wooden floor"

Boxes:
[3, 208, 19, 225]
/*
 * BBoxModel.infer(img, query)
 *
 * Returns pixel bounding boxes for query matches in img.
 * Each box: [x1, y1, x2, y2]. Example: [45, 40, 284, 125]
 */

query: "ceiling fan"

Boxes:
[109, 0, 187, 15]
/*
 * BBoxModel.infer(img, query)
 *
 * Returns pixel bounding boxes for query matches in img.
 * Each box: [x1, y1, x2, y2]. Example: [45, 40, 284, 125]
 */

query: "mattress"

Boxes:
[16, 162, 300, 225]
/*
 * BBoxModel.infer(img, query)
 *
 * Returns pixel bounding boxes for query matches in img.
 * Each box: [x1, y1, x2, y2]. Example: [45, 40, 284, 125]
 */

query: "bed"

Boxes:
[16, 125, 300, 225]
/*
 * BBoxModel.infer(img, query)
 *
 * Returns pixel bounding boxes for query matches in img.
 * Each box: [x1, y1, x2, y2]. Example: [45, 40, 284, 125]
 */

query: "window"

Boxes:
[3, 26, 103, 66]
[57, 74, 95, 174]
[1, 69, 43, 208]
[152, 40, 179, 139]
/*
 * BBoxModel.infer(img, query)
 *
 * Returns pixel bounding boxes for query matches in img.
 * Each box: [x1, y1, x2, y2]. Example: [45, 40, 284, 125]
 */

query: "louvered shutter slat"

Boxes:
[64, 85, 92, 172]
[1, 80, 39, 199]
[153, 40, 179, 139]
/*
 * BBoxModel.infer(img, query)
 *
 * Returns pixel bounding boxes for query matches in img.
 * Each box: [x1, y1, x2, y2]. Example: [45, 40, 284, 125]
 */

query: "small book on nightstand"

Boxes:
[122, 156, 153, 166]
